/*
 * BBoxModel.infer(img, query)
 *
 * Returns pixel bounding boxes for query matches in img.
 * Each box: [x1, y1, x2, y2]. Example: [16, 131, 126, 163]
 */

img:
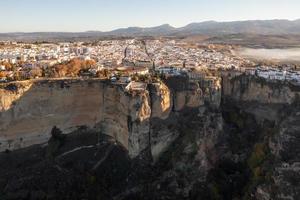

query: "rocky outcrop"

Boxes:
[257, 107, 300, 200]
[0, 74, 299, 200]
[0, 77, 221, 160]
[221, 74, 300, 200]
[0, 80, 105, 151]
[149, 82, 172, 119]
[149, 77, 222, 161]
[126, 90, 152, 158]
[0, 80, 152, 157]
[223, 75, 299, 105]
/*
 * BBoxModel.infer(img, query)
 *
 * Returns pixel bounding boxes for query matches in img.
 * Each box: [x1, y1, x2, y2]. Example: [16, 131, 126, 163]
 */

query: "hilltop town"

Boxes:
[1, 39, 300, 88]
[1, 38, 300, 200]
[1, 36, 300, 200]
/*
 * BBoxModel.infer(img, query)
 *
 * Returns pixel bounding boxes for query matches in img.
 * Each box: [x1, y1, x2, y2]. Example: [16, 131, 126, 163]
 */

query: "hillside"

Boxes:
[1, 19, 300, 41]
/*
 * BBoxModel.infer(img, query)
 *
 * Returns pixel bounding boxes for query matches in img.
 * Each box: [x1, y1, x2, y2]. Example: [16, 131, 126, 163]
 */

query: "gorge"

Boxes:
[0, 74, 299, 200]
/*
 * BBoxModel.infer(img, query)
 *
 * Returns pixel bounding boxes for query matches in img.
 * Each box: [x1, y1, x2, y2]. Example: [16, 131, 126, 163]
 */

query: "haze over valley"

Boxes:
[236, 47, 300, 62]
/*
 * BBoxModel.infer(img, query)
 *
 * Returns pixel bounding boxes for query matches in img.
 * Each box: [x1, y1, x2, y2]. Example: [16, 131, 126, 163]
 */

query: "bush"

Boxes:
[248, 143, 268, 170]
[46, 126, 66, 158]
[49, 58, 96, 78]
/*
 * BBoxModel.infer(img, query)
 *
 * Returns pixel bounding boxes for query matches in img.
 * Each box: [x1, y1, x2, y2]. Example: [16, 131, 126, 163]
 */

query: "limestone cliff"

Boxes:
[0, 74, 299, 200]
[0, 80, 104, 151]
[149, 76, 222, 161]
[0, 79, 152, 157]
[0, 77, 221, 160]
[221, 74, 300, 200]
[223, 75, 299, 105]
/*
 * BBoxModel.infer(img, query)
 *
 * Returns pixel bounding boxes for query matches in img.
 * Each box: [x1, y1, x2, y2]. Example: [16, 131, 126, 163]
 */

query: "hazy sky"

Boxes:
[0, 0, 299, 32]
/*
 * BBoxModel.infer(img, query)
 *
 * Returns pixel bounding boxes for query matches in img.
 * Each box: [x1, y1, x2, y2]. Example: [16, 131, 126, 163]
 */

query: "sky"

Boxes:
[0, 0, 299, 32]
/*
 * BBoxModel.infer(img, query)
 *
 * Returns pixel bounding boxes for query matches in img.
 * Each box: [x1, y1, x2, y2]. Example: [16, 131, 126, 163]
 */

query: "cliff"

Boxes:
[222, 75, 299, 105]
[0, 80, 104, 151]
[0, 79, 151, 158]
[0, 77, 221, 160]
[0, 74, 299, 200]
[221, 74, 300, 200]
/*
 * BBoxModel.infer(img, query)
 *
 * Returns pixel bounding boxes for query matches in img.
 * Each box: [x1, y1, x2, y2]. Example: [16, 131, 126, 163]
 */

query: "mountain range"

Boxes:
[1, 19, 300, 41]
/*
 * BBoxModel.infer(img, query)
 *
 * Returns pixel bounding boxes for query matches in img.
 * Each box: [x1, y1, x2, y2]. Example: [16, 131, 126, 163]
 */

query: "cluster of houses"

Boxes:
[145, 40, 251, 70]
[156, 66, 186, 76]
[0, 43, 92, 65]
[221, 66, 300, 86]
[1, 39, 300, 88]
[255, 67, 300, 84]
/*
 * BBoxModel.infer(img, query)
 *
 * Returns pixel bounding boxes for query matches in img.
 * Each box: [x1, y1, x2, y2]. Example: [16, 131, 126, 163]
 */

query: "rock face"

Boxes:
[268, 109, 300, 200]
[148, 76, 222, 161]
[0, 75, 225, 200]
[0, 77, 221, 160]
[0, 80, 104, 151]
[222, 75, 299, 105]
[222, 75, 300, 200]
[0, 74, 299, 200]
[0, 80, 152, 157]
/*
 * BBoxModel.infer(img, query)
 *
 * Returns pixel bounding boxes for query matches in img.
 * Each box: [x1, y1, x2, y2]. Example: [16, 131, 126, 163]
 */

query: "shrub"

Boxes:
[248, 143, 268, 170]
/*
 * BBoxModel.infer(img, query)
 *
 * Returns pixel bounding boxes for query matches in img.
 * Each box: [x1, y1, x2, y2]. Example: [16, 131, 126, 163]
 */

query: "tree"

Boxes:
[13, 71, 21, 81]
[49, 58, 97, 78]
[29, 67, 42, 78]
[0, 71, 7, 78]
[55, 64, 68, 77]
[85, 59, 96, 68]
[96, 69, 110, 78]
[0, 61, 12, 70]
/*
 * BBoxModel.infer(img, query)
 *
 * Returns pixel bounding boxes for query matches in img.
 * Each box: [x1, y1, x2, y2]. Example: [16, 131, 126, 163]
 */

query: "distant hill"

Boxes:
[1, 19, 300, 41]
[107, 24, 176, 36]
[177, 19, 300, 35]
